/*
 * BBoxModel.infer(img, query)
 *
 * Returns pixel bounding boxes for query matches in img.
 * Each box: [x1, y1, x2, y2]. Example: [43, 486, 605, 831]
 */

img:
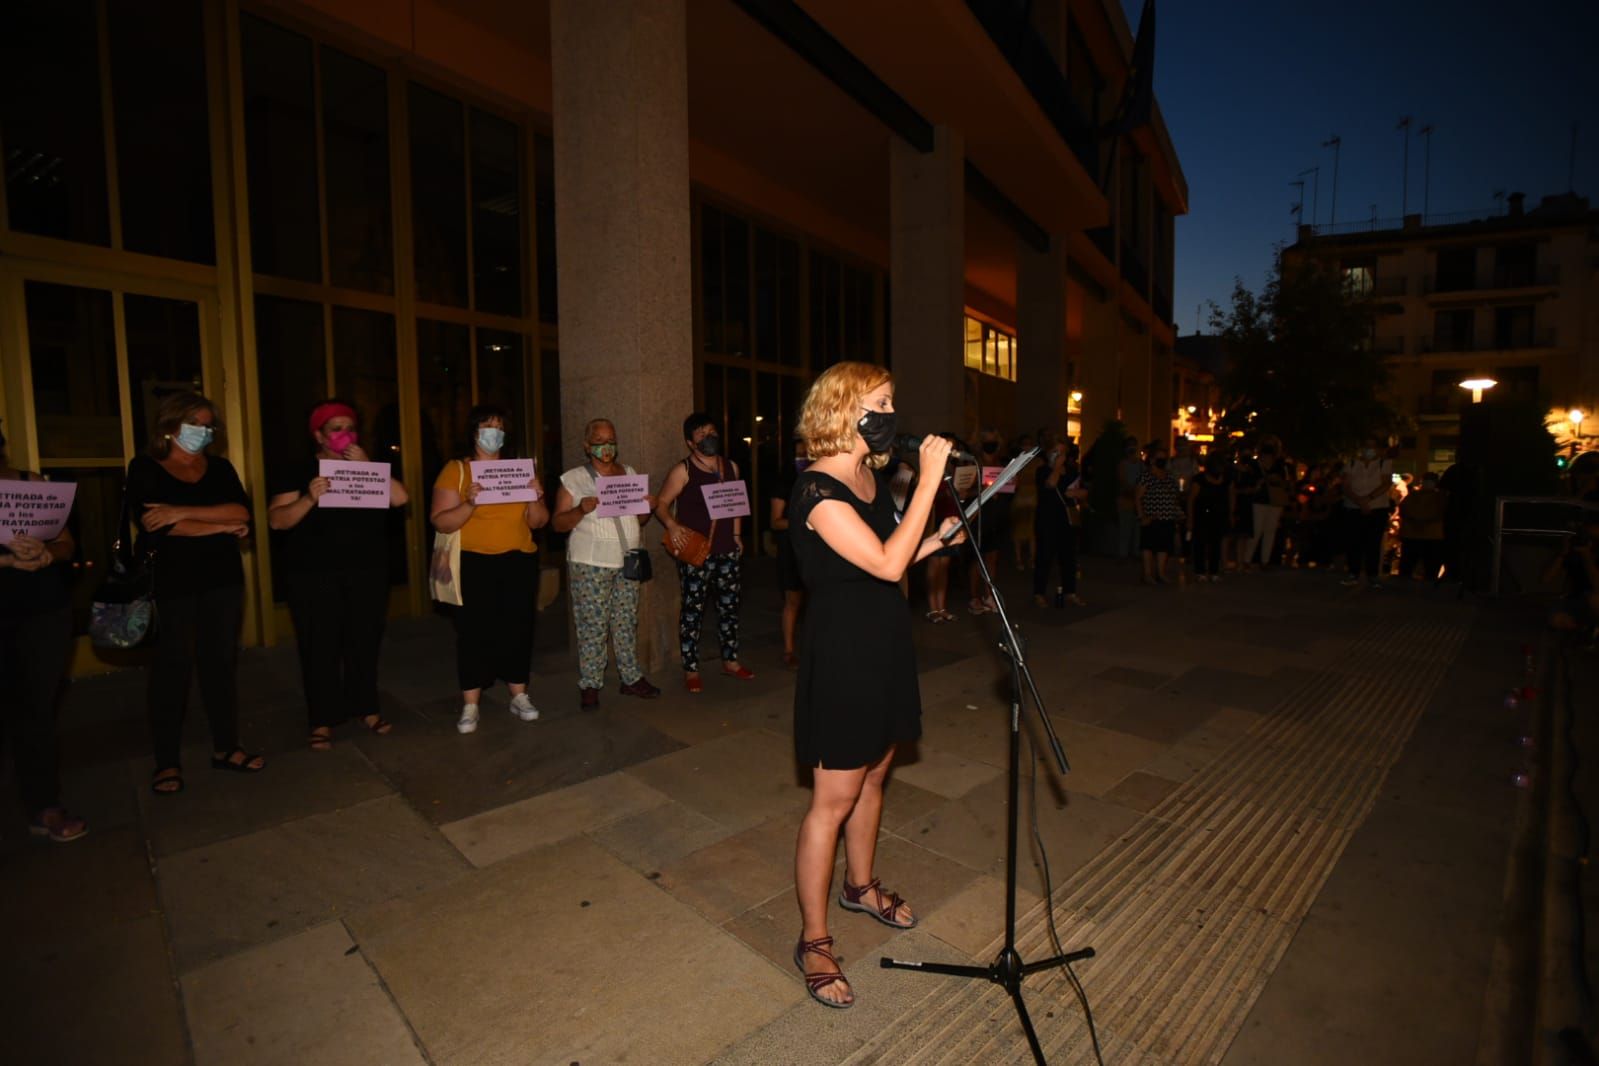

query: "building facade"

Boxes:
[1287, 194, 1598, 473]
[0, 0, 1184, 670]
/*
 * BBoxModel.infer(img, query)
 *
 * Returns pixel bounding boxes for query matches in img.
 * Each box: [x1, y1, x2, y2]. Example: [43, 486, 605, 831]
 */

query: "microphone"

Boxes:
[893, 433, 977, 464]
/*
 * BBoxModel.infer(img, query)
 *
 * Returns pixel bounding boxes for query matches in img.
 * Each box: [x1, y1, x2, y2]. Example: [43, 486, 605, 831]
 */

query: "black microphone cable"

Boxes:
[1026, 726, 1108, 1066]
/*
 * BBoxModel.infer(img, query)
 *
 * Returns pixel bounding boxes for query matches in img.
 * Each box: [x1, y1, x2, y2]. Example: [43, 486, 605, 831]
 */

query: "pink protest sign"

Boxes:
[318, 460, 392, 509]
[0, 479, 76, 544]
[702, 480, 751, 520]
[980, 466, 1016, 493]
[595, 474, 650, 517]
[470, 459, 539, 503]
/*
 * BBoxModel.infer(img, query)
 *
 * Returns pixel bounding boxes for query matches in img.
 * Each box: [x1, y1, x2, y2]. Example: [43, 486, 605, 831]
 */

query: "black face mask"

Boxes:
[694, 434, 720, 457]
[856, 409, 898, 454]
[981, 441, 999, 455]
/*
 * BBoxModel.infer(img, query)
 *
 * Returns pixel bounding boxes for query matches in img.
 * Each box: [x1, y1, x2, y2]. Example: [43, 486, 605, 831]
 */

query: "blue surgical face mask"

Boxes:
[174, 423, 214, 454]
[476, 426, 506, 454]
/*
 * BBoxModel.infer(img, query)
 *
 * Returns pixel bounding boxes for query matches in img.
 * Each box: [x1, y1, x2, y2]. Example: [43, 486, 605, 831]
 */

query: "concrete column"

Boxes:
[1119, 322, 1152, 445]
[890, 127, 965, 436]
[1078, 292, 1119, 447]
[550, 0, 692, 672]
[1015, 237, 1067, 438]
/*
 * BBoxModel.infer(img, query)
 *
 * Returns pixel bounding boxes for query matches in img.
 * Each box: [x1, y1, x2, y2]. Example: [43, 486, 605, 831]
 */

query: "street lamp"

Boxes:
[1570, 409, 1586, 431]
[1459, 377, 1497, 404]
[1069, 391, 1083, 404]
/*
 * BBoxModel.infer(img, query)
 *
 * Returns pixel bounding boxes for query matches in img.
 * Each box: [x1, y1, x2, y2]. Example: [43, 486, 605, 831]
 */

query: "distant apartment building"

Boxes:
[1286, 193, 1598, 473]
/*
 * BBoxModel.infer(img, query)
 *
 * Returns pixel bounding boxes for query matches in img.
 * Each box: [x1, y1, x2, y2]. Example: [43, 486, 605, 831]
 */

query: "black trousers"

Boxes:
[454, 550, 538, 691]
[1192, 523, 1226, 576]
[1346, 509, 1388, 580]
[150, 584, 243, 770]
[0, 604, 72, 815]
[287, 566, 389, 729]
[1033, 521, 1078, 595]
[1401, 538, 1443, 580]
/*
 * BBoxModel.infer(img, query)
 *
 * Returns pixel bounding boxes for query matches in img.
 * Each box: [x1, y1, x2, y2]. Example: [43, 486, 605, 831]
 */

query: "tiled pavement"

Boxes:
[0, 559, 1544, 1065]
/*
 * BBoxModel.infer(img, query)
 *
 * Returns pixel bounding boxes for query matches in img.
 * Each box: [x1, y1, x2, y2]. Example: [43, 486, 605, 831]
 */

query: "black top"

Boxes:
[272, 458, 388, 574]
[675, 457, 738, 555]
[1191, 473, 1232, 529]
[1233, 459, 1262, 501]
[0, 472, 71, 619]
[789, 470, 921, 769]
[126, 454, 248, 596]
[1035, 461, 1080, 530]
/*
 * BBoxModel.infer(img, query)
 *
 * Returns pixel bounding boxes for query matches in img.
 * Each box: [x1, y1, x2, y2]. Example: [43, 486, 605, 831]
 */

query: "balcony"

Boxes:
[1491, 263, 1560, 288]
[1372, 276, 1407, 297]
[1419, 327, 1557, 354]
[1415, 394, 1465, 417]
[1422, 264, 1560, 294]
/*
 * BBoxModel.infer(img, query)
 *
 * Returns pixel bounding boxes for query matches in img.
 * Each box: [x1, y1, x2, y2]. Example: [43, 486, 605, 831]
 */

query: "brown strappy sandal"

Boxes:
[793, 934, 853, 1009]
[839, 877, 916, 929]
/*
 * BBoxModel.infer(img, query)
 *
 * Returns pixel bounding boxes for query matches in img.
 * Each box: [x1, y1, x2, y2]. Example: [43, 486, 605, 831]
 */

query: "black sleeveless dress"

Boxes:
[789, 470, 921, 769]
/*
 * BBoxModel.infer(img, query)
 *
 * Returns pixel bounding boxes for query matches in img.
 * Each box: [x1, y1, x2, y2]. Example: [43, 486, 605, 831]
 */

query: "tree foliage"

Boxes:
[1209, 255, 1402, 460]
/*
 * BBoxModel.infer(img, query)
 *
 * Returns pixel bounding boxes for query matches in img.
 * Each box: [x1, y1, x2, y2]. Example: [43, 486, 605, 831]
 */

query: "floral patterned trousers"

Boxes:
[676, 551, 741, 672]
[569, 562, 643, 690]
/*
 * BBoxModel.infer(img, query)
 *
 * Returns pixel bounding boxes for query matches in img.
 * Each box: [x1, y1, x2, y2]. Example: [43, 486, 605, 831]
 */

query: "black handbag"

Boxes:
[88, 486, 159, 650]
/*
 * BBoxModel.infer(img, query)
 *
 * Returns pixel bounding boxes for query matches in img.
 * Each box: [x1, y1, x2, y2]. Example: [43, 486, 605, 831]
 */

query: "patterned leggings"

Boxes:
[677, 551, 741, 671]
[568, 562, 643, 690]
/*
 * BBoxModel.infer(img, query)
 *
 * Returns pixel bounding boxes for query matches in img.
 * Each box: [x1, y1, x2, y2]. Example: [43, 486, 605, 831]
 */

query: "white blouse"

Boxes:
[560, 463, 642, 568]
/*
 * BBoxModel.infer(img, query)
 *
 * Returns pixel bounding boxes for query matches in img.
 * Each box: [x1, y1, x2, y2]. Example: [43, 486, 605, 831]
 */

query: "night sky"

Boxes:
[1132, 0, 1599, 331]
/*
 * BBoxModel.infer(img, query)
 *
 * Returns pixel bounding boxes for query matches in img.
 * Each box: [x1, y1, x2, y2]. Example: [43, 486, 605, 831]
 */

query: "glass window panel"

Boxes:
[776, 236, 801, 367]
[108, 0, 214, 263]
[535, 133, 557, 323]
[254, 294, 327, 505]
[723, 213, 750, 356]
[322, 47, 392, 293]
[39, 467, 124, 635]
[539, 346, 562, 484]
[810, 253, 841, 368]
[124, 294, 203, 451]
[700, 207, 725, 353]
[417, 319, 471, 487]
[964, 316, 983, 369]
[241, 15, 320, 281]
[470, 109, 523, 315]
[1, 0, 110, 244]
[476, 329, 529, 456]
[409, 84, 468, 307]
[754, 227, 776, 362]
[331, 307, 405, 585]
[26, 283, 119, 459]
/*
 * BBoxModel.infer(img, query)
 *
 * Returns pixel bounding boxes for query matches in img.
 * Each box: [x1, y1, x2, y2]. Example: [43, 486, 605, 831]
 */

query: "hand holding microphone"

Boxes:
[894, 433, 976, 465]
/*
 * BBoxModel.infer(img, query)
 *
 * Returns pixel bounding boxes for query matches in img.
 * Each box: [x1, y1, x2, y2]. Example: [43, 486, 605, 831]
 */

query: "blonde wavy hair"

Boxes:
[796, 361, 894, 470]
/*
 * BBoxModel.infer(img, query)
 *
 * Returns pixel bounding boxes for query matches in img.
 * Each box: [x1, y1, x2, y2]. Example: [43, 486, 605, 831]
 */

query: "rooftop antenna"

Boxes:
[1397, 116, 1413, 215]
[1492, 188, 1505, 215]
[1298, 166, 1320, 228]
[1290, 179, 1305, 234]
[1419, 124, 1434, 222]
[1322, 134, 1342, 226]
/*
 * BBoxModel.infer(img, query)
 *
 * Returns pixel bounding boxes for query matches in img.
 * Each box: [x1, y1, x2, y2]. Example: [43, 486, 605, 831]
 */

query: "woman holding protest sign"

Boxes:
[128, 392, 257, 795]
[429, 404, 549, 735]
[551, 418, 661, 710]
[655, 413, 752, 693]
[0, 422, 86, 841]
[268, 399, 408, 750]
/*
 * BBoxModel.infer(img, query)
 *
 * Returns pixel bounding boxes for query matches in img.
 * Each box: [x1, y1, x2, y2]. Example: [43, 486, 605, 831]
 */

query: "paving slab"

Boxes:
[137, 742, 395, 857]
[0, 912, 187, 1066]
[350, 835, 800, 1065]
[655, 812, 809, 925]
[439, 770, 672, 867]
[355, 695, 684, 825]
[160, 793, 468, 972]
[586, 798, 737, 874]
[1047, 719, 1169, 797]
[184, 920, 426, 1066]
[889, 747, 1005, 800]
[1140, 707, 1263, 783]
[914, 873, 1042, 958]
[624, 727, 808, 833]
[1100, 687, 1224, 744]
[1102, 770, 1184, 814]
[1161, 665, 1302, 714]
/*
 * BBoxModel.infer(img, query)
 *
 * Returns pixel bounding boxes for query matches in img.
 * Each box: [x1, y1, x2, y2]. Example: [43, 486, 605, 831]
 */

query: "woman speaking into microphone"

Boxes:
[786, 361, 964, 1009]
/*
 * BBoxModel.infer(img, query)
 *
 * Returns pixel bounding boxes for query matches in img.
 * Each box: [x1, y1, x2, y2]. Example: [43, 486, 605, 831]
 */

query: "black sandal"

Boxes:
[151, 768, 185, 795]
[358, 713, 392, 736]
[210, 749, 265, 773]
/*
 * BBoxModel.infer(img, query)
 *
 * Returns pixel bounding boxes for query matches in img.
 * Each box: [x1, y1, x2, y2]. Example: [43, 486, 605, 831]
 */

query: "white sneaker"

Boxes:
[509, 693, 540, 721]
[456, 703, 479, 734]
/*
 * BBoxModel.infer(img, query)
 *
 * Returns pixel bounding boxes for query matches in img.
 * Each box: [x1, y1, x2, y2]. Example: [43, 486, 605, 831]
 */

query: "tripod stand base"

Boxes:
[880, 945, 1096, 1065]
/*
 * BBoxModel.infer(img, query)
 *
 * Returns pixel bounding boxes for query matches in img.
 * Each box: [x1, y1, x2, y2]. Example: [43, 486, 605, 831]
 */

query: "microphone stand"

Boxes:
[880, 473, 1093, 1066]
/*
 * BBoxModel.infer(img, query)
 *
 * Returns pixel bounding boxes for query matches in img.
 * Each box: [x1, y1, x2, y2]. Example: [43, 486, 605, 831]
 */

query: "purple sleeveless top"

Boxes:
[676, 457, 737, 555]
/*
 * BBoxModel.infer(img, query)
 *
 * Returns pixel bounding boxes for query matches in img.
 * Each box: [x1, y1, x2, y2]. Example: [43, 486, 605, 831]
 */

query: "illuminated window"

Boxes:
[961, 315, 1017, 382]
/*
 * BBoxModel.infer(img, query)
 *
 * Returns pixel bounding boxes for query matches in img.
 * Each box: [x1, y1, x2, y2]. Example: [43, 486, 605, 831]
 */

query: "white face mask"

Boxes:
[477, 426, 506, 454]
